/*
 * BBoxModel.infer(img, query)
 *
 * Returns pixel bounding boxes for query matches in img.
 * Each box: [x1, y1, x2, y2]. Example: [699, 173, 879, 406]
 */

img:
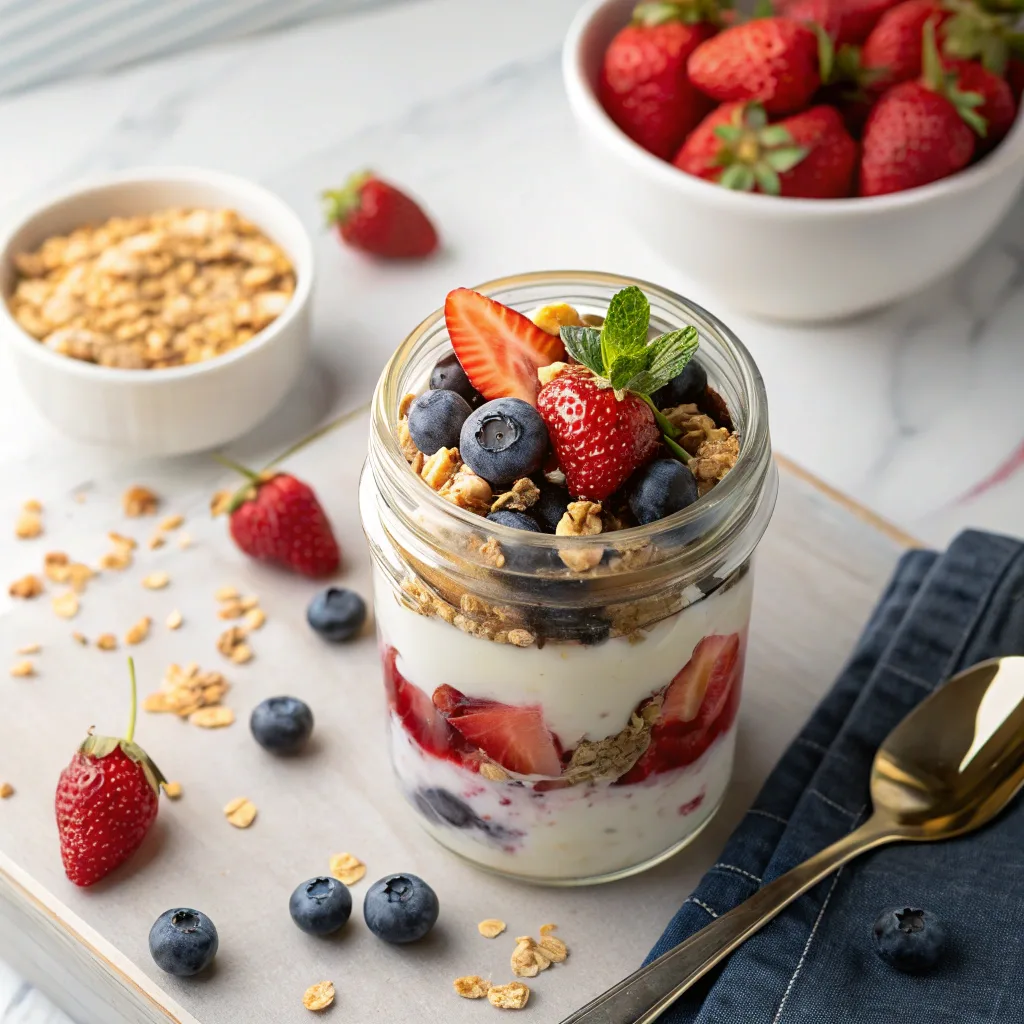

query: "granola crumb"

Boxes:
[51, 590, 79, 619]
[223, 797, 257, 828]
[453, 976, 491, 999]
[16, 643, 41, 655]
[0, 783, 13, 799]
[556, 500, 604, 572]
[147, 534, 166, 550]
[108, 531, 137, 550]
[122, 485, 159, 517]
[539, 923, 558, 937]
[99, 548, 132, 571]
[22, 499, 42, 514]
[491, 478, 540, 514]
[72, 631, 88, 646]
[302, 981, 335, 1012]
[166, 609, 183, 630]
[43, 551, 69, 581]
[124, 616, 152, 646]
[9, 574, 43, 599]
[244, 607, 266, 631]
[690, 432, 740, 496]
[15, 511, 42, 539]
[163, 781, 183, 799]
[480, 762, 511, 782]
[539, 934, 569, 962]
[145, 662, 230, 720]
[177, 532, 192, 549]
[158, 514, 184, 531]
[420, 446, 462, 491]
[532, 303, 582, 335]
[190, 706, 235, 729]
[96, 634, 118, 651]
[507, 628, 535, 648]
[229, 642, 253, 665]
[10, 660, 34, 678]
[329, 852, 366, 886]
[487, 982, 530, 1010]
[215, 585, 239, 601]
[142, 571, 170, 590]
[478, 919, 507, 939]
[510, 936, 553, 978]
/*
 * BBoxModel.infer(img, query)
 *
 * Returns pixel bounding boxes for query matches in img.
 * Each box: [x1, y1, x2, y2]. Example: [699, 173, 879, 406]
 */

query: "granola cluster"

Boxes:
[7, 208, 294, 369]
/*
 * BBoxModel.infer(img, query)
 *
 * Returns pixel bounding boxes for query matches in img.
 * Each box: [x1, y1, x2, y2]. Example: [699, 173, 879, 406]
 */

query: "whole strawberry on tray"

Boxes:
[55, 659, 166, 887]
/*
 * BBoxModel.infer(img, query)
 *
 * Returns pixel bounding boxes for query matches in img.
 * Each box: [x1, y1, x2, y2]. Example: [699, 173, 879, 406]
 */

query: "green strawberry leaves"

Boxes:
[712, 103, 810, 196]
[921, 17, 988, 135]
[559, 285, 699, 399]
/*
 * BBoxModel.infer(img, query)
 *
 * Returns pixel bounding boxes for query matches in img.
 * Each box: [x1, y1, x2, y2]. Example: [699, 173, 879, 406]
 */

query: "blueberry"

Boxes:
[532, 478, 571, 533]
[651, 360, 708, 409]
[872, 907, 947, 973]
[484, 510, 562, 572]
[250, 696, 314, 755]
[430, 351, 481, 405]
[364, 874, 439, 944]
[536, 606, 610, 645]
[460, 398, 549, 487]
[486, 510, 540, 533]
[407, 389, 472, 455]
[307, 586, 366, 642]
[149, 908, 218, 977]
[414, 787, 480, 828]
[289, 876, 352, 936]
[629, 458, 699, 525]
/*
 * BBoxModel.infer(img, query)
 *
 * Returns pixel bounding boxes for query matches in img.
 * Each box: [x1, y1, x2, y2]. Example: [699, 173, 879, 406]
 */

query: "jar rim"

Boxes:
[369, 270, 773, 579]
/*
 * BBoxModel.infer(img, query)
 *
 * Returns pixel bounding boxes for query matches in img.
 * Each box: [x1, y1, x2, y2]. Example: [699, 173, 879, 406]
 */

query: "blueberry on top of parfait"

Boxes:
[460, 398, 549, 488]
[430, 350, 482, 405]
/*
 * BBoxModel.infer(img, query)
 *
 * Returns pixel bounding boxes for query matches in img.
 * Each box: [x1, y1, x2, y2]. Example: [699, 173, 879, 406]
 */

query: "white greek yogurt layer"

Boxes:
[373, 567, 753, 746]
[391, 712, 736, 881]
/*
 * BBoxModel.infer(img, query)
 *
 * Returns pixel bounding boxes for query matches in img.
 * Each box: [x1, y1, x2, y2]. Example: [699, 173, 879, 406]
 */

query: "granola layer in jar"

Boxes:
[360, 271, 776, 884]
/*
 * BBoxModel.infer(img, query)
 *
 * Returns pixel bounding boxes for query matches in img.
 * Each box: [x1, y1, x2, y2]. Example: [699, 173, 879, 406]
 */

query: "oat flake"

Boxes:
[10, 661, 34, 678]
[125, 616, 152, 646]
[0, 783, 14, 799]
[329, 853, 366, 886]
[9, 574, 43, 599]
[15, 512, 42, 539]
[96, 634, 118, 651]
[224, 797, 257, 828]
[166, 609, 183, 630]
[478, 919, 507, 939]
[123, 486, 159, 517]
[302, 981, 335, 1012]
[190, 706, 235, 729]
[163, 781, 183, 799]
[142, 571, 170, 590]
[487, 982, 530, 1010]
[453, 976, 490, 999]
[16, 643, 41, 655]
[51, 591, 79, 619]
[215, 585, 239, 601]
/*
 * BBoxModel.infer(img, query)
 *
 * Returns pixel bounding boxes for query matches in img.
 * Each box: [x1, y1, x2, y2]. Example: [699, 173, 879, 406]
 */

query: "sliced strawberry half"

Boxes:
[444, 288, 566, 406]
[382, 647, 464, 763]
[433, 684, 562, 777]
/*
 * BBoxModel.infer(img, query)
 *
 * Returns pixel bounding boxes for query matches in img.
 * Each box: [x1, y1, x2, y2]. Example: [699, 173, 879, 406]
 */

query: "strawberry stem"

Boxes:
[321, 170, 373, 227]
[213, 454, 261, 481]
[665, 434, 693, 464]
[641, 395, 692, 464]
[126, 657, 138, 744]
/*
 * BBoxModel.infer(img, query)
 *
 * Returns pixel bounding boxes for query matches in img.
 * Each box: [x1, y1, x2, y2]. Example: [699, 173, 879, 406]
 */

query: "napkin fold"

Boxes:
[647, 530, 1024, 1024]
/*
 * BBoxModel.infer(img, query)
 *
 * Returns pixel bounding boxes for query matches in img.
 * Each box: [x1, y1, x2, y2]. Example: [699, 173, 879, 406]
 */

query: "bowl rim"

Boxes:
[563, 0, 1024, 217]
[0, 165, 314, 385]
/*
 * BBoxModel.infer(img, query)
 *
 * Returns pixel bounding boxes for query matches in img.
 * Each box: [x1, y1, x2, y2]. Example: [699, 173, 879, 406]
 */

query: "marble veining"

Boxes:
[1, 0, 1023, 1016]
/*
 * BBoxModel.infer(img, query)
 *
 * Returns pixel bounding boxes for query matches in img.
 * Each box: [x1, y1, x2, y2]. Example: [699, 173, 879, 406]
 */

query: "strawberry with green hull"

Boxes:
[861, 0, 949, 89]
[687, 17, 827, 115]
[538, 286, 700, 501]
[323, 171, 438, 260]
[943, 58, 1016, 150]
[779, 0, 903, 46]
[859, 21, 986, 196]
[444, 288, 566, 406]
[55, 659, 166, 887]
[599, 0, 720, 160]
[674, 101, 857, 197]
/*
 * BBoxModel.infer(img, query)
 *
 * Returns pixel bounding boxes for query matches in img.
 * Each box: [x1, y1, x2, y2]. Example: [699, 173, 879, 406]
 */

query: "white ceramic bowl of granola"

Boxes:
[0, 167, 314, 455]
[564, 0, 1024, 321]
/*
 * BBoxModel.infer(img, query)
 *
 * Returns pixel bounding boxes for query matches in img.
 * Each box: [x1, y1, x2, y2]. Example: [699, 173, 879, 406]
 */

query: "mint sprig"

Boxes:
[558, 285, 700, 462]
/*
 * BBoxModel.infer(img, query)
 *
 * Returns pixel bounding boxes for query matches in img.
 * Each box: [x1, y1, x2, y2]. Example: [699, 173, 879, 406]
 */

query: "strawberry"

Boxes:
[220, 466, 340, 578]
[444, 288, 565, 406]
[674, 101, 857, 197]
[55, 659, 165, 887]
[432, 685, 562, 777]
[599, 1, 719, 160]
[861, 0, 948, 89]
[687, 17, 825, 115]
[322, 171, 438, 259]
[780, 0, 902, 46]
[859, 20, 985, 195]
[538, 368, 662, 500]
[618, 634, 743, 784]
[382, 647, 465, 763]
[944, 58, 1016, 151]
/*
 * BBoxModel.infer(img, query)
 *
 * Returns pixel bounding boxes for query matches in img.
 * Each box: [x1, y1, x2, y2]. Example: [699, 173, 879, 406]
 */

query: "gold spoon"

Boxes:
[562, 656, 1024, 1024]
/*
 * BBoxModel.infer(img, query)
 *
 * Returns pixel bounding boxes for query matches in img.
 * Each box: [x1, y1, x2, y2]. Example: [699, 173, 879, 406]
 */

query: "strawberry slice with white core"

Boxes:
[444, 288, 566, 406]
[660, 634, 741, 727]
[433, 684, 562, 777]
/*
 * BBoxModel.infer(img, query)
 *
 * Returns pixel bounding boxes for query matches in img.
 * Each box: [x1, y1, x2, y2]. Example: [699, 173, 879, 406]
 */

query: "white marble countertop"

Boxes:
[0, 0, 1022, 1019]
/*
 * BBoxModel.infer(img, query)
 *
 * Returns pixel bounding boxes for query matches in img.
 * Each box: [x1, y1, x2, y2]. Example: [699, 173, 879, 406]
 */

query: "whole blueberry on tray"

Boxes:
[149, 908, 219, 977]
[651, 360, 707, 409]
[307, 586, 367, 642]
[407, 389, 472, 455]
[289, 876, 353, 936]
[629, 458, 699, 525]
[872, 906, 947, 973]
[460, 398, 549, 487]
[430, 351, 481, 405]
[250, 696, 314, 755]
[364, 873, 439, 944]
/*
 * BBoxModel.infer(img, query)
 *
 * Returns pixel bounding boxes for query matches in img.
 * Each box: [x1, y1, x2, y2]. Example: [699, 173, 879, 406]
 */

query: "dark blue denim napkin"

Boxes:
[647, 530, 1024, 1023]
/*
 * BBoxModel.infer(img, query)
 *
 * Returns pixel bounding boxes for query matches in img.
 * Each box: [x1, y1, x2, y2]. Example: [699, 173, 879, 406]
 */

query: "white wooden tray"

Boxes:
[0, 425, 914, 1024]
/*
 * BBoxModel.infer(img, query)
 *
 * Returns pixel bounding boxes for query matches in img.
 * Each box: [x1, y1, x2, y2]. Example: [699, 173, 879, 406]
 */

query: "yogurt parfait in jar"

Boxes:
[360, 271, 776, 884]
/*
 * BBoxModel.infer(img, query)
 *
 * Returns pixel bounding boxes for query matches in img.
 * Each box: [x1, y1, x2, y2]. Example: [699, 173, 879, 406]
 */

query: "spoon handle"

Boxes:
[560, 817, 899, 1024]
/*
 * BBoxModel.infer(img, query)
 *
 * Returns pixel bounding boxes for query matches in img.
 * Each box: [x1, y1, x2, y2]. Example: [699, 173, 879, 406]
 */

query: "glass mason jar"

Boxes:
[360, 271, 777, 885]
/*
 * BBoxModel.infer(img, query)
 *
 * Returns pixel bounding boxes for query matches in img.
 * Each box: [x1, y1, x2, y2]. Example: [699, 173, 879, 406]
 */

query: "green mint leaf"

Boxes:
[643, 327, 699, 392]
[609, 351, 650, 391]
[560, 325, 603, 375]
[600, 286, 651, 373]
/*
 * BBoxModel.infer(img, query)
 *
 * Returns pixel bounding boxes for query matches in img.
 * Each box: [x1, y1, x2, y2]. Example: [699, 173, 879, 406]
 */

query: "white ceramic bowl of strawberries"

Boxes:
[0, 167, 314, 455]
[563, 0, 1024, 321]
